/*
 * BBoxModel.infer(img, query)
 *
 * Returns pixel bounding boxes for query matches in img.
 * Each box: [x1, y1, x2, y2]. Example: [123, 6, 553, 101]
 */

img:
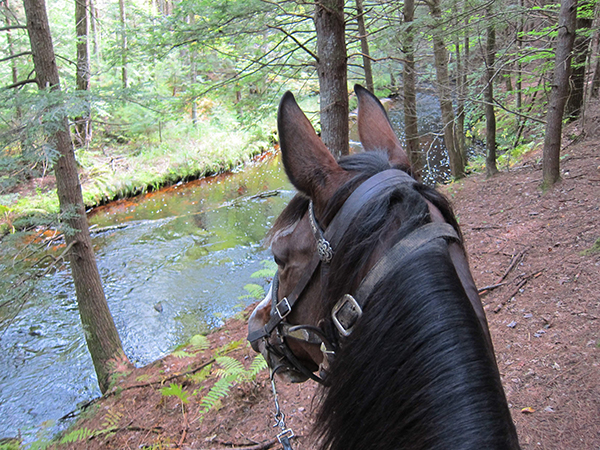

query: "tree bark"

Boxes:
[542, 0, 577, 188]
[3, 0, 21, 117]
[484, 5, 499, 177]
[592, 26, 600, 98]
[425, 0, 465, 179]
[22, 0, 131, 393]
[119, 0, 128, 89]
[454, 2, 466, 164]
[355, 0, 373, 92]
[315, 0, 348, 158]
[402, 0, 420, 172]
[565, 0, 593, 120]
[75, 0, 91, 146]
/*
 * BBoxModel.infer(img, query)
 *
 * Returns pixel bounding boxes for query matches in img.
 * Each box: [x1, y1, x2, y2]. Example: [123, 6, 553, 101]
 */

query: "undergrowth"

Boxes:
[43, 335, 268, 449]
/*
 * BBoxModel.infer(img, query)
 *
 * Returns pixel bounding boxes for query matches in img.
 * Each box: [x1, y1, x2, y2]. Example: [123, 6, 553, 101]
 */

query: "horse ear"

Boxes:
[355, 84, 410, 167]
[278, 91, 345, 201]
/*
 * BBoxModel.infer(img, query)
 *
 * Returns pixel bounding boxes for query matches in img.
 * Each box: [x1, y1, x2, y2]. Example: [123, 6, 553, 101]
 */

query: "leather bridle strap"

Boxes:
[358, 223, 459, 306]
[247, 169, 414, 344]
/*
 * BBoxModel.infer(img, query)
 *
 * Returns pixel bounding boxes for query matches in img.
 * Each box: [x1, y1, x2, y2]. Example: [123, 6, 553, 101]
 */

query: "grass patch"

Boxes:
[581, 238, 600, 256]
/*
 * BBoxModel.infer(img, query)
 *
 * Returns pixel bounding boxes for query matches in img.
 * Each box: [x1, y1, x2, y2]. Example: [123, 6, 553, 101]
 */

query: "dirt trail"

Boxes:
[55, 101, 600, 450]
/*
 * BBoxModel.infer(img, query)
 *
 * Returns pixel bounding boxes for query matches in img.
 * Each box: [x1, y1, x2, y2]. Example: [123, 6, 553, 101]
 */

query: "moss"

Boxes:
[581, 238, 600, 256]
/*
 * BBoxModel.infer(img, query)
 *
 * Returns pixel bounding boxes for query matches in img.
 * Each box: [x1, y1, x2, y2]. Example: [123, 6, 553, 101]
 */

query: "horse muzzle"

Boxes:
[248, 288, 311, 383]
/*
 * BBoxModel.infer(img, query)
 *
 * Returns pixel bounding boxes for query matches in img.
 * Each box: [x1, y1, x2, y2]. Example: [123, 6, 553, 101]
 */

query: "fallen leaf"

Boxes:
[521, 407, 535, 414]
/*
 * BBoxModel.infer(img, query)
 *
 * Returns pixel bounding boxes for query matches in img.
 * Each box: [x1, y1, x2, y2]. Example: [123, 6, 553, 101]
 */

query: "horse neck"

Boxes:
[315, 244, 520, 450]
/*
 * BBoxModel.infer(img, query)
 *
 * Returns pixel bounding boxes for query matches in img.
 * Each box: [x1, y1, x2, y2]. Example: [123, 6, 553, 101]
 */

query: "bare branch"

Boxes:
[2, 78, 38, 90]
[267, 25, 319, 61]
[0, 51, 32, 63]
[0, 25, 27, 31]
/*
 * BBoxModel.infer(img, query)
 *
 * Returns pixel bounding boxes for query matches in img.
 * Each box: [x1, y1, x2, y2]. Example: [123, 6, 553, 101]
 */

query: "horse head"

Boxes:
[247, 85, 519, 449]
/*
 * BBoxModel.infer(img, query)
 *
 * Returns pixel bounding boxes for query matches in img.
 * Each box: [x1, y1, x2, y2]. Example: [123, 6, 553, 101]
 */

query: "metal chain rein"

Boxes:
[270, 374, 295, 450]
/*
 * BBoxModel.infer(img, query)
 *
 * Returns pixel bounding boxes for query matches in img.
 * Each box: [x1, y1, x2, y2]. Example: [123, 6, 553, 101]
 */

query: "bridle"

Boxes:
[247, 169, 461, 384]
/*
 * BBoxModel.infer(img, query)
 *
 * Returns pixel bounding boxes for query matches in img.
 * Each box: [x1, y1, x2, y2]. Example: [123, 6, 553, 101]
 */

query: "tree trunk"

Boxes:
[75, 0, 91, 146]
[565, 0, 593, 120]
[484, 5, 499, 177]
[90, 0, 100, 64]
[454, 3, 466, 164]
[542, 0, 577, 188]
[426, 0, 464, 179]
[315, 0, 348, 158]
[119, 0, 128, 89]
[22, 0, 131, 394]
[592, 28, 600, 98]
[355, 0, 373, 92]
[516, 0, 523, 129]
[4, 0, 21, 118]
[402, 0, 420, 172]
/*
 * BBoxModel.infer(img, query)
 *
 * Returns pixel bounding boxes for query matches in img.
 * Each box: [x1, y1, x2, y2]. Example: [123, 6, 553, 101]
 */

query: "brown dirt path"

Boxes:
[54, 102, 600, 450]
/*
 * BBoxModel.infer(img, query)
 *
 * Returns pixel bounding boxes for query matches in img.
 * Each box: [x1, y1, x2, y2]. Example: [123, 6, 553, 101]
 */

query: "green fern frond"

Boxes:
[172, 350, 193, 359]
[161, 383, 189, 404]
[239, 283, 265, 300]
[246, 354, 268, 379]
[215, 356, 245, 377]
[199, 377, 234, 413]
[60, 427, 94, 444]
[189, 334, 210, 350]
[188, 364, 212, 384]
[251, 260, 277, 278]
[215, 338, 244, 356]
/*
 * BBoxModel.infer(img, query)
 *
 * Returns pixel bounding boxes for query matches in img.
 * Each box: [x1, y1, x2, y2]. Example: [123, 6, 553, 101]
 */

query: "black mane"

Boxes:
[270, 152, 519, 450]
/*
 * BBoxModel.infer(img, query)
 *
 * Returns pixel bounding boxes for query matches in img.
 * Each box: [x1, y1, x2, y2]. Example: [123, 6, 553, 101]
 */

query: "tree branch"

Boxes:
[0, 51, 32, 63]
[2, 78, 38, 90]
[0, 25, 27, 31]
[267, 25, 319, 62]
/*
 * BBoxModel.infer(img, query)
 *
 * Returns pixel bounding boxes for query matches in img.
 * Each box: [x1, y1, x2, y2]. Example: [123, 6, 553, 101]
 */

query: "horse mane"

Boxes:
[269, 152, 518, 449]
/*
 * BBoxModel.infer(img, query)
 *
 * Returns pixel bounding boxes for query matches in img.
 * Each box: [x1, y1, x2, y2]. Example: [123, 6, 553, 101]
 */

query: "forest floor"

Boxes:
[50, 100, 600, 450]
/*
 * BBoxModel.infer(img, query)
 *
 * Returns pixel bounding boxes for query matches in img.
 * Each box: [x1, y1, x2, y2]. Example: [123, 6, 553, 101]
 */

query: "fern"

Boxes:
[172, 349, 193, 359]
[188, 364, 212, 384]
[215, 338, 244, 356]
[189, 334, 210, 350]
[239, 283, 265, 300]
[161, 383, 190, 404]
[251, 260, 277, 278]
[101, 409, 123, 430]
[245, 354, 268, 380]
[214, 356, 245, 378]
[60, 427, 94, 444]
[198, 376, 234, 413]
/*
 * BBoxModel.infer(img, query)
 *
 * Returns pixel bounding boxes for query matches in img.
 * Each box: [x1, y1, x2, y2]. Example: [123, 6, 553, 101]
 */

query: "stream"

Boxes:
[0, 94, 455, 443]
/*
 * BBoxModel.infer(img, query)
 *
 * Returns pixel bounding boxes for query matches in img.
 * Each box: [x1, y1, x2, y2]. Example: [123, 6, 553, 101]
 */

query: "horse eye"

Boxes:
[273, 255, 285, 267]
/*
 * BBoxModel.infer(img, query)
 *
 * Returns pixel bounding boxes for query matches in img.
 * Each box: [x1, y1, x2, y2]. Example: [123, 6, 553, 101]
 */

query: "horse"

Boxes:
[247, 85, 520, 450]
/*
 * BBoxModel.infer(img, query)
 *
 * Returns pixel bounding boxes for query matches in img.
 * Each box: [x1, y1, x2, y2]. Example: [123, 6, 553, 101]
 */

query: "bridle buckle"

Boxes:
[275, 297, 292, 319]
[332, 294, 363, 337]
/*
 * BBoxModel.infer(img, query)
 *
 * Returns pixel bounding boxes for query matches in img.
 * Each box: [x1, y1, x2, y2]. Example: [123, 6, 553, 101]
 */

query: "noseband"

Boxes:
[247, 169, 460, 383]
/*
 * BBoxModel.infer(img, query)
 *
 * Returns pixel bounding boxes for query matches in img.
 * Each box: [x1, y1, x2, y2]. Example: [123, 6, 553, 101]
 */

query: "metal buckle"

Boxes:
[331, 294, 363, 337]
[275, 297, 291, 319]
[277, 428, 295, 442]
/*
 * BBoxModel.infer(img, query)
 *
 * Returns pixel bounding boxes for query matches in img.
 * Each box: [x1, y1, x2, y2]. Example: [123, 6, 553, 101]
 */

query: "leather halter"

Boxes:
[247, 169, 460, 383]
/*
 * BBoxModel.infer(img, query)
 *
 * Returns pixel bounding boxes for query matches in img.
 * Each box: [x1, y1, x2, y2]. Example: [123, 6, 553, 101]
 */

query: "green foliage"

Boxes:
[240, 259, 277, 300]
[161, 383, 190, 405]
[189, 334, 210, 350]
[60, 427, 95, 444]
[580, 238, 600, 256]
